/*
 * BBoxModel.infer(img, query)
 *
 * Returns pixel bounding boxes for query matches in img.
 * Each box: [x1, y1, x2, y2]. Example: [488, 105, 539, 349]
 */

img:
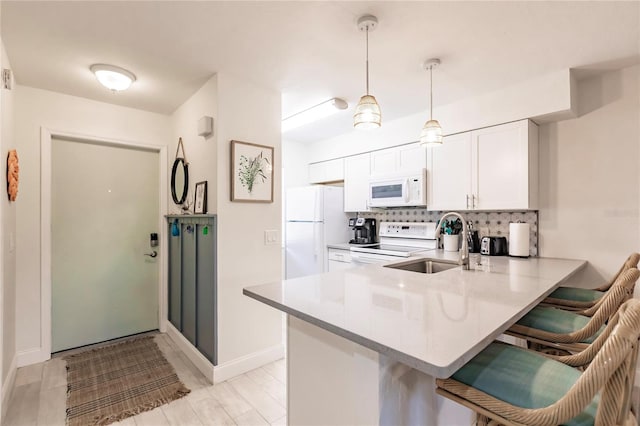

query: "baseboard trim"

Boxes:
[213, 343, 285, 384]
[16, 347, 49, 368]
[165, 322, 214, 383]
[1, 354, 17, 420]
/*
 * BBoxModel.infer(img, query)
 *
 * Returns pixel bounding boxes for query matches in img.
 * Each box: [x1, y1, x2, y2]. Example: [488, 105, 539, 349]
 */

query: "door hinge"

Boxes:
[2, 69, 12, 90]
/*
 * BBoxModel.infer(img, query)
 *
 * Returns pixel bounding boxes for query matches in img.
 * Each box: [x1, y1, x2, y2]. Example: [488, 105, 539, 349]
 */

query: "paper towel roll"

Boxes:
[509, 223, 530, 257]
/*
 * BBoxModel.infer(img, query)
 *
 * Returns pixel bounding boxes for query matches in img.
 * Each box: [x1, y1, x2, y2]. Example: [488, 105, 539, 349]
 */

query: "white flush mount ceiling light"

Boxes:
[282, 98, 348, 133]
[420, 58, 443, 146]
[354, 15, 381, 129]
[90, 64, 136, 91]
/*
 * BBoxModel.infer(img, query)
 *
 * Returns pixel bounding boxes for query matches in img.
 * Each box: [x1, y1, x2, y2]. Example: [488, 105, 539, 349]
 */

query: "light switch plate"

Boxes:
[264, 230, 278, 245]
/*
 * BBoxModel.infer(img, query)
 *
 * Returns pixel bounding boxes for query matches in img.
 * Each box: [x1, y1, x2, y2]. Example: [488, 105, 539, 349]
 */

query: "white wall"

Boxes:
[1, 44, 16, 382]
[14, 86, 171, 361]
[167, 72, 283, 378]
[170, 76, 218, 214]
[303, 69, 574, 164]
[0, 24, 18, 414]
[538, 65, 640, 288]
[282, 139, 309, 190]
[215, 72, 283, 367]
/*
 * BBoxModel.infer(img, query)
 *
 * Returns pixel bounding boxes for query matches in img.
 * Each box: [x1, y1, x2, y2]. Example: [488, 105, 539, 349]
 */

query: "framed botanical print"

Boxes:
[230, 140, 274, 203]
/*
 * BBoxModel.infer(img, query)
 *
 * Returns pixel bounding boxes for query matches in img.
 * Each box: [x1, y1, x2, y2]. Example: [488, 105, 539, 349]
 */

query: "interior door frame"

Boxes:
[40, 127, 168, 360]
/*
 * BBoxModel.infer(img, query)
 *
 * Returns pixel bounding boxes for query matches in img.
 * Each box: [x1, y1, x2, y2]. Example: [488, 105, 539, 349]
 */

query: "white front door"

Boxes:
[51, 137, 159, 352]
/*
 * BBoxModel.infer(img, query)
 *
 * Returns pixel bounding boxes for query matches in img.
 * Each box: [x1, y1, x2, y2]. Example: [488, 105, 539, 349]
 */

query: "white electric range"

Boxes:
[349, 222, 437, 265]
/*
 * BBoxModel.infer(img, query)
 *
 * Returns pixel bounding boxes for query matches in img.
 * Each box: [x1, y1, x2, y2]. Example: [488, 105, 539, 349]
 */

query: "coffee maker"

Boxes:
[348, 217, 377, 245]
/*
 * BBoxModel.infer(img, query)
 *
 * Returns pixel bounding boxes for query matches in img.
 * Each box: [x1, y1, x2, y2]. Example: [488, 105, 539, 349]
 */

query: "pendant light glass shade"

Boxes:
[354, 15, 381, 129]
[354, 94, 381, 129]
[420, 58, 442, 146]
[420, 119, 443, 145]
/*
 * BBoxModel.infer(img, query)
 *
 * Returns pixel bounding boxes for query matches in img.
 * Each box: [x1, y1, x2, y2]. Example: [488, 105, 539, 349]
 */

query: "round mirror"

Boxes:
[171, 158, 189, 205]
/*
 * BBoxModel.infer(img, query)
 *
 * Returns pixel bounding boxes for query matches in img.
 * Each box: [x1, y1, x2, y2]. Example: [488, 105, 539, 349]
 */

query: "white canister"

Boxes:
[509, 223, 530, 257]
[443, 234, 460, 252]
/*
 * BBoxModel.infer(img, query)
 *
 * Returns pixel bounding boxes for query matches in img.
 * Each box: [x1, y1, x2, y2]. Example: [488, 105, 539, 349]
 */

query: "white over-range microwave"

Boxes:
[368, 169, 427, 207]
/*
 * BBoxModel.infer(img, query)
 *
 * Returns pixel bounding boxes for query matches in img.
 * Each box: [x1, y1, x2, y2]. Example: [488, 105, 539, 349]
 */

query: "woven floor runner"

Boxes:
[64, 336, 190, 426]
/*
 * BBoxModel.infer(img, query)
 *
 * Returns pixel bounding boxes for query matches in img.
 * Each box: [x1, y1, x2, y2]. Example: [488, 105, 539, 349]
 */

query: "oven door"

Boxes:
[368, 178, 409, 207]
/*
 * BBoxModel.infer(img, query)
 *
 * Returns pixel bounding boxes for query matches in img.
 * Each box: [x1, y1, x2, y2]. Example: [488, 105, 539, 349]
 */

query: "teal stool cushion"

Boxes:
[516, 306, 604, 343]
[452, 343, 598, 426]
[549, 287, 603, 303]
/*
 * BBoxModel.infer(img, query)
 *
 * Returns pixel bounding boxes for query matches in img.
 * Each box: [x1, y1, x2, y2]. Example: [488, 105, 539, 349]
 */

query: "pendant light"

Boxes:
[354, 15, 381, 129]
[420, 58, 443, 145]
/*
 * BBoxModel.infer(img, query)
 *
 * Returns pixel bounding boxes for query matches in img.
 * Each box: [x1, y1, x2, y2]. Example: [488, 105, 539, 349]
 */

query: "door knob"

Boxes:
[145, 251, 158, 258]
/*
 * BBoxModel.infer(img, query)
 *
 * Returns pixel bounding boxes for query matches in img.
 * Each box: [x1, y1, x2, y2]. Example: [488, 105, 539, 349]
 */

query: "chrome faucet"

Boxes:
[434, 212, 470, 270]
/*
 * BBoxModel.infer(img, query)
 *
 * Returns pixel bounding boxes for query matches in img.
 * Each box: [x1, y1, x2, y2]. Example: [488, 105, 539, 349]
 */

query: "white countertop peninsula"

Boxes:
[245, 253, 585, 377]
[243, 253, 586, 425]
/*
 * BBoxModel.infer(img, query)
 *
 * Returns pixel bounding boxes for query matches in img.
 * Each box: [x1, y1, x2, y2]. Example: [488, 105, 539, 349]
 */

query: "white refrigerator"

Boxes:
[285, 186, 350, 279]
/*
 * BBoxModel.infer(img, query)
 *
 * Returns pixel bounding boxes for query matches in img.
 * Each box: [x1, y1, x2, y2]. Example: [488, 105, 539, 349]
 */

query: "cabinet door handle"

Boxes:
[472, 194, 477, 209]
[466, 194, 470, 209]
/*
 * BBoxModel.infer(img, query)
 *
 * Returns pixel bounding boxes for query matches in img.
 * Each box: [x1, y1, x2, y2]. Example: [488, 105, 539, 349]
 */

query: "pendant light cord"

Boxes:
[429, 65, 433, 121]
[365, 26, 370, 95]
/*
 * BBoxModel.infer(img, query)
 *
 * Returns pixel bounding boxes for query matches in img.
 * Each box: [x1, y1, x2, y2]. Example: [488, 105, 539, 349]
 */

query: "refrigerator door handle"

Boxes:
[313, 223, 320, 258]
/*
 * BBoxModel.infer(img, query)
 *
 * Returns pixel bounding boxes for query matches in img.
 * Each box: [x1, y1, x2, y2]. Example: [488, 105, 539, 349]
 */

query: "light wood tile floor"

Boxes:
[4, 334, 287, 426]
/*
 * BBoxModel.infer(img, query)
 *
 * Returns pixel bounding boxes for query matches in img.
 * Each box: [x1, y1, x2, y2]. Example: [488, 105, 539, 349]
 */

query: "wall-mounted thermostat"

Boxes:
[198, 116, 214, 137]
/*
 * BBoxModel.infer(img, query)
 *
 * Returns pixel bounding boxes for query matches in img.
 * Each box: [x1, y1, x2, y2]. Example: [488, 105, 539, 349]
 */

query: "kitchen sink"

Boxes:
[384, 258, 459, 274]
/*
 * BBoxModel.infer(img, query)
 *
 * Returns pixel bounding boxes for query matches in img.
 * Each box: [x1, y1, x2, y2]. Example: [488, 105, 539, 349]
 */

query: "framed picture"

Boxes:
[194, 181, 208, 214]
[231, 140, 274, 203]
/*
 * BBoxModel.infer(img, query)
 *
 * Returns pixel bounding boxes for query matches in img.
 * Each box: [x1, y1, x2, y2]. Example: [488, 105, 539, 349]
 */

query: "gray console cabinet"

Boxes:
[167, 215, 217, 364]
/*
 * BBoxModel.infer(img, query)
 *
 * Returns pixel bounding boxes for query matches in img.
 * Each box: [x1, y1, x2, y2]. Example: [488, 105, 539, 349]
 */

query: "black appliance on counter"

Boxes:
[480, 236, 508, 256]
[349, 217, 377, 245]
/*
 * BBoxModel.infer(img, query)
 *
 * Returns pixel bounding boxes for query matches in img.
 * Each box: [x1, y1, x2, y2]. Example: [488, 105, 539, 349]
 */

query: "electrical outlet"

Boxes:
[264, 230, 278, 245]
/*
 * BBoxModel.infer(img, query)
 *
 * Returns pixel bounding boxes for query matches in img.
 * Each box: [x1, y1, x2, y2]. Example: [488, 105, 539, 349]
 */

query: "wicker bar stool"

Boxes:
[543, 253, 639, 311]
[506, 268, 639, 353]
[436, 298, 640, 426]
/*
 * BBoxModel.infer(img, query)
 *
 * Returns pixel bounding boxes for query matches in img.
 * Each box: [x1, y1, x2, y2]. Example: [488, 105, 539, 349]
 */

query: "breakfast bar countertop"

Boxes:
[244, 252, 586, 378]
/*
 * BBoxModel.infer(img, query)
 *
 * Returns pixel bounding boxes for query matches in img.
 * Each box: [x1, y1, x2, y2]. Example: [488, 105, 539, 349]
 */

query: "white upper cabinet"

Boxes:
[308, 158, 344, 184]
[344, 153, 371, 212]
[398, 143, 428, 172]
[370, 142, 427, 176]
[427, 132, 472, 211]
[370, 148, 397, 176]
[428, 119, 539, 210]
[472, 120, 538, 210]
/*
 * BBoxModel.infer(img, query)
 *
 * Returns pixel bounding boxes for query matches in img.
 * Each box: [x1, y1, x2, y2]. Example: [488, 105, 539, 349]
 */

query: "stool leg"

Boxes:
[476, 414, 490, 425]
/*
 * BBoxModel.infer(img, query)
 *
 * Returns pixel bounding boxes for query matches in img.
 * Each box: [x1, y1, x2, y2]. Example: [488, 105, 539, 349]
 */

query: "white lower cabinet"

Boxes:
[328, 248, 353, 271]
[428, 119, 539, 211]
[344, 153, 371, 212]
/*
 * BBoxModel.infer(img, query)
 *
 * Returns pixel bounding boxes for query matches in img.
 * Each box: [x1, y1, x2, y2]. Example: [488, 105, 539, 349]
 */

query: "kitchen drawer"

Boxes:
[328, 249, 351, 263]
